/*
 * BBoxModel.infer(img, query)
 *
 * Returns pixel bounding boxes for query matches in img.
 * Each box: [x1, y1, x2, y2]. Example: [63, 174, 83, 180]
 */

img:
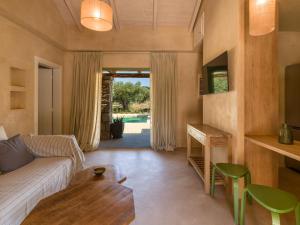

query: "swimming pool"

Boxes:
[122, 116, 148, 123]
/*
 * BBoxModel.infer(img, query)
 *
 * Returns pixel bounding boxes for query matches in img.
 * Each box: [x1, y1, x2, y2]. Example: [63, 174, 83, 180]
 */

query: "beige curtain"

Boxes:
[69, 52, 102, 152]
[151, 53, 177, 151]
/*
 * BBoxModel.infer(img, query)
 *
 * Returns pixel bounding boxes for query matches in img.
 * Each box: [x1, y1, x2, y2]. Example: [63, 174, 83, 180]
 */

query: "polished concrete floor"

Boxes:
[99, 122, 150, 148]
[85, 149, 299, 225]
[85, 149, 234, 225]
[99, 129, 150, 148]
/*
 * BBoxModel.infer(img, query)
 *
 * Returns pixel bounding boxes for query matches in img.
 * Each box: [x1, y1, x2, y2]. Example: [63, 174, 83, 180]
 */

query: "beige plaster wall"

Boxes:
[103, 53, 151, 68]
[278, 32, 300, 66]
[201, 0, 245, 163]
[0, 0, 66, 48]
[63, 52, 202, 147]
[0, 2, 65, 136]
[66, 27, 193, 51]
[176, 53, 203, 147]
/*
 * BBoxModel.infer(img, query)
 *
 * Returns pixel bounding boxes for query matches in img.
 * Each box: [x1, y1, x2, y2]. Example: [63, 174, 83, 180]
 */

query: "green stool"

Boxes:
[240, 184, 300, 225]
[211, 163, 251, 224]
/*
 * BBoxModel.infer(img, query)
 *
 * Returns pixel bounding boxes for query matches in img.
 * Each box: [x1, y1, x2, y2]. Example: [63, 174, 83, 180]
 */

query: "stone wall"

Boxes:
[101, 75, 113, 140]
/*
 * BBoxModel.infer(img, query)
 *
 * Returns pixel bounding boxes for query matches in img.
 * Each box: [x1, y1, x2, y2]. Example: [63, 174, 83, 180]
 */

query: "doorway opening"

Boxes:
[99, 68, 151, 149]
[34, 57, 62, 135]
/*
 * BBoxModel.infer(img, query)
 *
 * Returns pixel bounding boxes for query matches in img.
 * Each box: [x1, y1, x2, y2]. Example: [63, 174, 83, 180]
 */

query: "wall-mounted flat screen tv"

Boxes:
[200, 52, 229, 95]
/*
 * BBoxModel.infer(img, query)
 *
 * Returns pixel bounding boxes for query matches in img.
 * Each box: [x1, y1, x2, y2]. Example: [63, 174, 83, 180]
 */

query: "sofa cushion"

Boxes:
[0, 135, 34, 173]
[0, 126, 7, 141]
[0, 157, 73, 225]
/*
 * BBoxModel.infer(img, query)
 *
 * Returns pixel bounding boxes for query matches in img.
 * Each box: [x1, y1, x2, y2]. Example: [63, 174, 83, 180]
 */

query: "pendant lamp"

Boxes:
[249, 0, 276, 36]
[81, 0, 113, 32]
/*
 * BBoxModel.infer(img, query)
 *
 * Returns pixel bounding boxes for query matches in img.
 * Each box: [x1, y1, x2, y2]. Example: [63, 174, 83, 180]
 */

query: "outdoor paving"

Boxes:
[99, 121, 151, 148]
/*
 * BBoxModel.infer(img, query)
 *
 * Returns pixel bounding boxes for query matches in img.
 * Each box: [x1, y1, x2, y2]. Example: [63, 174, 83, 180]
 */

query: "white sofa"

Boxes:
[0, 127, 85, 225]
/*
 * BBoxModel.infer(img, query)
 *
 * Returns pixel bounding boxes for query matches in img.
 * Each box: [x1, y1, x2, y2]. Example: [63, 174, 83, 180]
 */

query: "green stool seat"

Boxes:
[211, 163, 251, 224]
[215, 163, 249, 179]
[240, 184, 300, 225]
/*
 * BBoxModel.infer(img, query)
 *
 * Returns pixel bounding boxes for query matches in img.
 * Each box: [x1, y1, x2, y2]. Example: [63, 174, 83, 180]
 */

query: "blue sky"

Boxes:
[114, 78, 150, 87]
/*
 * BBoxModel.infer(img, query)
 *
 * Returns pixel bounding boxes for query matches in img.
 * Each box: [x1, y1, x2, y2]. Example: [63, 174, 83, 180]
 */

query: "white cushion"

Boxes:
[0, 126, 8, 141]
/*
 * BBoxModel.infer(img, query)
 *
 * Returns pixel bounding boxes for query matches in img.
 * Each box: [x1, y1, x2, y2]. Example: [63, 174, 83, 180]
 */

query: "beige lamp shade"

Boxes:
[249, 0, 276, 36]
[81, 0, 113, 32]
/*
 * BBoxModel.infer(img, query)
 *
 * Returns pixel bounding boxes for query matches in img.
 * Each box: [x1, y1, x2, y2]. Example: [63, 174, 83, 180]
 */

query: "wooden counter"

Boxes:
[246, 135, 300, 161]
[245, 135, 300, 187]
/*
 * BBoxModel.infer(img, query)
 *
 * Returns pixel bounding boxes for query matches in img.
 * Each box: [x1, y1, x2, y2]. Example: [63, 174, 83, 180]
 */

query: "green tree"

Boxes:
[113, 81, 150, 111]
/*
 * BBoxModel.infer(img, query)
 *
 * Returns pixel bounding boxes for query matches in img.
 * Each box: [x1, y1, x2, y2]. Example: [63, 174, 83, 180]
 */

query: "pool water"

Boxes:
[122, 116, 148, 123]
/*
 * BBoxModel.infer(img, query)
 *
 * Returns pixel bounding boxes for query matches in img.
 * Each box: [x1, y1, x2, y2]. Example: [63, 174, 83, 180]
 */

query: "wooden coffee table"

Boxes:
[22, 165, 135, 225]
[70, 165, 127, 186]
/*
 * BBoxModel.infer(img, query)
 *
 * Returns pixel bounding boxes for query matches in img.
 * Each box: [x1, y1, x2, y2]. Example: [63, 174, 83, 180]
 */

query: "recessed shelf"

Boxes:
[10, 85, 26, 92]
[10, 91, 26, 110]
[10, 67, 26, 110]
[10, 67, 26, 87]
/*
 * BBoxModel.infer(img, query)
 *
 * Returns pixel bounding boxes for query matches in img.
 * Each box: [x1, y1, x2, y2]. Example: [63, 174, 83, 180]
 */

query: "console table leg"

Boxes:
[187, 134, 192, 161]
[204, 138, 211, 194]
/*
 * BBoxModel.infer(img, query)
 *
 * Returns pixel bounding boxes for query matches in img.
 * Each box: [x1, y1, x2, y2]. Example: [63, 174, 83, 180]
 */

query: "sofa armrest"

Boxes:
[22, 135, 85, 172]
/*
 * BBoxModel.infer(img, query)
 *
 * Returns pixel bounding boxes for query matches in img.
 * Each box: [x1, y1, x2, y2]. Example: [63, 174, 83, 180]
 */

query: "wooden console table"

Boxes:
[187, 124, 232, 194]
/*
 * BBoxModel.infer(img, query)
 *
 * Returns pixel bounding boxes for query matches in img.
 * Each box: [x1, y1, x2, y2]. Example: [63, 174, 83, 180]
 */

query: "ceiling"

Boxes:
[53, 0, 202, 32]
[53, 0, 300, 32]
[278, 0, 300, 32]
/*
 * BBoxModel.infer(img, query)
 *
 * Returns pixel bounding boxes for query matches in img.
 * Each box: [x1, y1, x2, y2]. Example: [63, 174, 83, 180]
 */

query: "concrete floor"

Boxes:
[99, 122, 151, 148]
[99, 130, 150, 149]
[85, 149, 300, 225]
[85, 149, 235, 225]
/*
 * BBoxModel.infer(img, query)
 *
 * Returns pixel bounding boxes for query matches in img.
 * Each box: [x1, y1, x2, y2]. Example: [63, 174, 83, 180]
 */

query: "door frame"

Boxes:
[34, 57, 62, 135]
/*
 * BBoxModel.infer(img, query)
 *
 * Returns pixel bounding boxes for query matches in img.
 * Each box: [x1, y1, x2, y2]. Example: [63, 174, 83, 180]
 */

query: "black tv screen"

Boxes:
[200, 52, 229, 95]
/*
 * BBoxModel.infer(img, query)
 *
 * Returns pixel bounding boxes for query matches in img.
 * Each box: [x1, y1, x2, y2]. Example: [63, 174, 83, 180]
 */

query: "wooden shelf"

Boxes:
[10, 85, 26, 92]
[245, 135, 300, 161]
[189, 156, 224, 185]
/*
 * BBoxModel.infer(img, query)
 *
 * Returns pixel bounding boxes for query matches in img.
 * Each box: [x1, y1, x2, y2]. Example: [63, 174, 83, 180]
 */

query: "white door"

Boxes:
[38, 68, 53, 135]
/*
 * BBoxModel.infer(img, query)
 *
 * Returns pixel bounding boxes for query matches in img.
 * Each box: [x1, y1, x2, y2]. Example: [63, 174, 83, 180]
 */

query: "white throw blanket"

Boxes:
[0, 158, 73, 225]
[22, 135, 86, 173]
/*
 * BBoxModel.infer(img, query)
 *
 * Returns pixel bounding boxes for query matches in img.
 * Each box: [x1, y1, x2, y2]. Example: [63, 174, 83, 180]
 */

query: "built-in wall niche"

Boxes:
[10, 91, 26, 110]
[10, 67, 26, 110]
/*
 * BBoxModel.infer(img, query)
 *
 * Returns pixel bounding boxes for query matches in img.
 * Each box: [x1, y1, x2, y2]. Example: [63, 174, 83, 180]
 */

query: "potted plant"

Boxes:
[110, 117, 124, 139]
